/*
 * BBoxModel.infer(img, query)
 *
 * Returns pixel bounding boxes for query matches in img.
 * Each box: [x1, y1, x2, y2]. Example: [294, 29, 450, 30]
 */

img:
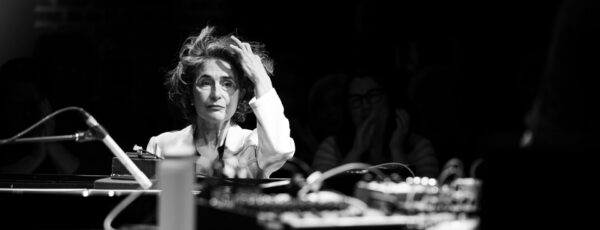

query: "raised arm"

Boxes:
[230, 35, 294, 177]
[250, 89, 295, 177]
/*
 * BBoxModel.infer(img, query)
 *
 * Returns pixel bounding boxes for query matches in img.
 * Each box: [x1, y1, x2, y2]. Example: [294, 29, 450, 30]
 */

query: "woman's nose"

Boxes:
[210, 84, 223, 100]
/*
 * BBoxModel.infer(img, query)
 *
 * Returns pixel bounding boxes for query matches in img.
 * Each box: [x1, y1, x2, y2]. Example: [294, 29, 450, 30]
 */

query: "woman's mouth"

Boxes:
[207, 105, 224, 110]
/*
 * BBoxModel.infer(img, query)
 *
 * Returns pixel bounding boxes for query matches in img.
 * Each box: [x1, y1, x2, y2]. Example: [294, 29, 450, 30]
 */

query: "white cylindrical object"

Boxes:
[158, 155, 196, 230]
[103, 136, 153, 189]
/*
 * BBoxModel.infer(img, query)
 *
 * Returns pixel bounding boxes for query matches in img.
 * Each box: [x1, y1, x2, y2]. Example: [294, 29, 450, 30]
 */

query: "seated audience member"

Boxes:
[312, 73, 439, 178]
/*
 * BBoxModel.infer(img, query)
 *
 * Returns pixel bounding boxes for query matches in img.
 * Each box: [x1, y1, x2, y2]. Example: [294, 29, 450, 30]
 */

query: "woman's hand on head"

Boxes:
[230, 35, 273, 98]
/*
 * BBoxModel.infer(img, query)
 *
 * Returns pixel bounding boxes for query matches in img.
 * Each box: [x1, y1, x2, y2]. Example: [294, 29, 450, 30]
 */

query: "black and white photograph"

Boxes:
[1, 0, 597, 229]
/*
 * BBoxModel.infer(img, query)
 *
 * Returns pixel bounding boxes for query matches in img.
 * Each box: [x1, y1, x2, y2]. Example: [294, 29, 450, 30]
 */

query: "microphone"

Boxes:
[81, 110, 153, 189]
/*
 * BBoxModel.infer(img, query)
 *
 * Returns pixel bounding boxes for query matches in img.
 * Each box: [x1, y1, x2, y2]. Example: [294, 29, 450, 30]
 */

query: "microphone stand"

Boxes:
[2, 130, 98, 145]
[0, 107, 153, 190]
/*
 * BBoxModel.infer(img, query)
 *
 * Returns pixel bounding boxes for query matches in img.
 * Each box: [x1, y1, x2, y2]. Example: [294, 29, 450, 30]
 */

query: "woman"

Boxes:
[312, 74, 439, 178]
[146, 26, 295, 178]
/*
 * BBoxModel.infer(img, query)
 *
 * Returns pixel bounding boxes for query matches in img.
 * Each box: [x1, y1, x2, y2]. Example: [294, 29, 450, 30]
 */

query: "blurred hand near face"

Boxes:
[351, 109, 377, 154]
[389, 108, 410, 157]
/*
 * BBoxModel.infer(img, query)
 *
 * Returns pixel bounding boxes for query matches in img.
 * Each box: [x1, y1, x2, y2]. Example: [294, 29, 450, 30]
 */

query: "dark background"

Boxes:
[1, 0, 564, 175]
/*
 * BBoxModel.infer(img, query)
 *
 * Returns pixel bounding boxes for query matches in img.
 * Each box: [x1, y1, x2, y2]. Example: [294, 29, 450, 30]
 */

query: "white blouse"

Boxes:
[146, 89, 295, 178]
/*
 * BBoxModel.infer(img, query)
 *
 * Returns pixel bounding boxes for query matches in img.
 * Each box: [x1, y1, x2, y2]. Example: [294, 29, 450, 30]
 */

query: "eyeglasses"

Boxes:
[347, 89, 385, 108]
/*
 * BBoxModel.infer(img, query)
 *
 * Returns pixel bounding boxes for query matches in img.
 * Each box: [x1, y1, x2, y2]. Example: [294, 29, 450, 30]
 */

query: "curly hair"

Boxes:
[166, 26, 274, 125]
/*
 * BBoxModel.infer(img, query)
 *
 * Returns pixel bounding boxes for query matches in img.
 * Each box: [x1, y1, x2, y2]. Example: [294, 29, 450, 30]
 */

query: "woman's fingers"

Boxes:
[230, 35, 244, 49]
[243, 43, 253, 53]
[230, 35, 253, 53]
[229, 44, 243, 55]
[230, 36, 258, 65]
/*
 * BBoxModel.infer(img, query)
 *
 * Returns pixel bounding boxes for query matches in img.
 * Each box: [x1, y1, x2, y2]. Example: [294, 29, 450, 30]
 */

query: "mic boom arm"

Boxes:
[83, 111, 153, 189]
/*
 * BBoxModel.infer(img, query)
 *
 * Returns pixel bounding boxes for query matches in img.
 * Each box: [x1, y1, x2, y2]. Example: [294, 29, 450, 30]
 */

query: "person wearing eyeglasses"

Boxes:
[146, 26, 295, 178]
[312, 74, 439, 178]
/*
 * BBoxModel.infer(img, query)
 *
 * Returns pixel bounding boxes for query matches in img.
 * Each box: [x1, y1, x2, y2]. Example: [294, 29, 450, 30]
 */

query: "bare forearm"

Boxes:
[253, 77, 273, 99]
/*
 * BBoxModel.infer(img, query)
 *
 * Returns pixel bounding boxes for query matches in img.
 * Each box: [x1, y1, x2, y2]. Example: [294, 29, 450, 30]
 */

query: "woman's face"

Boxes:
[193, 58, 241, 124]
[347, 76, 388, 127]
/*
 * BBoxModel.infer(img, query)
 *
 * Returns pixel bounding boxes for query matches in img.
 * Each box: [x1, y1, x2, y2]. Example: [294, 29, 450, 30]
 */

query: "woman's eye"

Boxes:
[222, 80, 236, 88]
[199, 81, 211, 87]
